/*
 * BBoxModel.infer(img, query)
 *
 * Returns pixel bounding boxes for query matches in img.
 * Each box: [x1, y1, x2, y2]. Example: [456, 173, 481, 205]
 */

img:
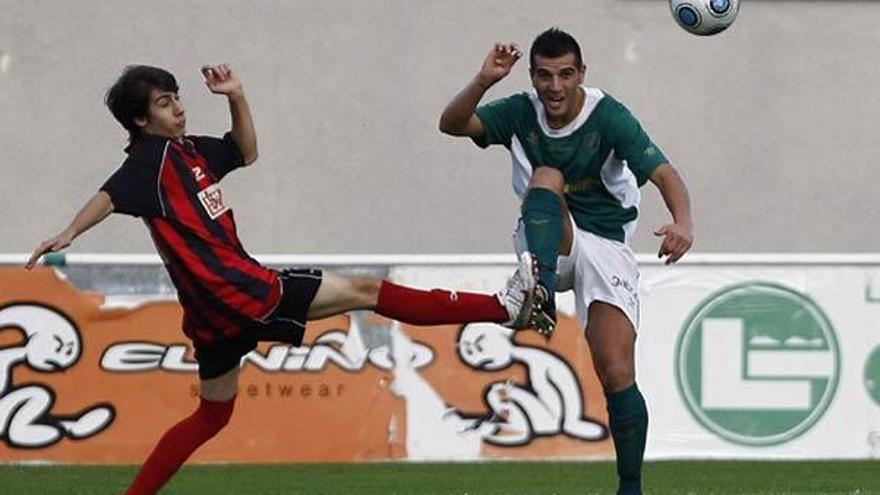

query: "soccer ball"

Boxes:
[670, 0, 740, 36]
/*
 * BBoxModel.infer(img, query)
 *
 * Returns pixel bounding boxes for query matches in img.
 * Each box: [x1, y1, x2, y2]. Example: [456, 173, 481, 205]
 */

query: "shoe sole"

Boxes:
[530, 287, 556, 339]
[510, 252, 538, 329]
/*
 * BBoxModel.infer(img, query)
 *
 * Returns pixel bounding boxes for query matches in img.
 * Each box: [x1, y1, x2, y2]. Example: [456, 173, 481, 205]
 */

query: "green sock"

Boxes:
[606, 383, 648, 495]
[521, 187, 562, 304]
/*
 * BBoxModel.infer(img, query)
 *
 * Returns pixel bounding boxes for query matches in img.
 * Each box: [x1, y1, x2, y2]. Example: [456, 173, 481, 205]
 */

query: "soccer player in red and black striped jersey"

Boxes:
[25, 64, 542, 494]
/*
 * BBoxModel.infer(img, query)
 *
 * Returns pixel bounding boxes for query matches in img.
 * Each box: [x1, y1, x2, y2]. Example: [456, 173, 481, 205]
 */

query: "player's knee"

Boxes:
[529, 167, 565, 196]
[349, 277, 381, 306]
[596, 361, 635, 393]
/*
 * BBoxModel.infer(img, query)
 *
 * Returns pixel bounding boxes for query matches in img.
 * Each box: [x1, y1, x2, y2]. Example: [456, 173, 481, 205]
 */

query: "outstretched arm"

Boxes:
[650, 163, 694, 265]
[439, 43, 522, 137]
[25, 191, 114, 269]
[202, 64, 258, 165]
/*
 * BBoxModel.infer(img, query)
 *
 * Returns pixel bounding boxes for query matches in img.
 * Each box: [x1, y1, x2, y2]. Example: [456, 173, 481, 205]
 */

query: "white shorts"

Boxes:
[514, 217, 640, 331]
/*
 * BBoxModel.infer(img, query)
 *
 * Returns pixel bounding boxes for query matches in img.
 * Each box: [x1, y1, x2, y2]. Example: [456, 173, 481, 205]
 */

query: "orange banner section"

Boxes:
[0, 267, 613, 463]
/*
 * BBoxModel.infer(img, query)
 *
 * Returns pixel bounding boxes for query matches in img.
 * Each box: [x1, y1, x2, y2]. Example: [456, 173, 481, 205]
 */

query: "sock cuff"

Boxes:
[376, 279, 397, 309]
[199, 395, 236, 415]
[606, 383, 645, 416]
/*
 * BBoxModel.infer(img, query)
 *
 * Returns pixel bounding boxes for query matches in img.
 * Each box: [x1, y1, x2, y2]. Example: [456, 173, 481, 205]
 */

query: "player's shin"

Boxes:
[521, 186, 563, 319]
[606, 383, 648, 495]
[375, 281, 508, 325]
[125, 396, 235, 495]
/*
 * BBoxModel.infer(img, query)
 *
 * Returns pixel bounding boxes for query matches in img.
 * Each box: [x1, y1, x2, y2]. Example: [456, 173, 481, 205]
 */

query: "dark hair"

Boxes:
[529, 28, 583, 71]
[105, 65, 178, 141]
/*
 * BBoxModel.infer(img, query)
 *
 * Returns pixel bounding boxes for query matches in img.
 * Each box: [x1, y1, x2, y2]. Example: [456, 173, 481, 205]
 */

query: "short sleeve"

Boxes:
[100, 144, 164, 218]
[471, 94, 524, 149]
[190, 132, 245, 180]
[607, 100, 668, 185]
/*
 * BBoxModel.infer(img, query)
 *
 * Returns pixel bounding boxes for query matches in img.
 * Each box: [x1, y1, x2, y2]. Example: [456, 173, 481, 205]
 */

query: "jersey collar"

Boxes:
[527, 86, 605, 138]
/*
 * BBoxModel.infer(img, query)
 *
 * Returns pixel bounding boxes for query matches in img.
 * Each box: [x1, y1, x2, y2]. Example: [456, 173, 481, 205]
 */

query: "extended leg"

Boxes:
[306, 264, 535, 328]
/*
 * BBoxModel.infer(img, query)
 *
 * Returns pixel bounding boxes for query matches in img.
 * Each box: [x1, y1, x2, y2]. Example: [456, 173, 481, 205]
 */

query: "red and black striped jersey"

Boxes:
[101, 132, 281, 346]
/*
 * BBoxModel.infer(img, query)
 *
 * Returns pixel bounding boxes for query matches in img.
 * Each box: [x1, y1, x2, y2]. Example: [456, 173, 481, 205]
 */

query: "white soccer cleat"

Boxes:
[497, 252, 539, 330]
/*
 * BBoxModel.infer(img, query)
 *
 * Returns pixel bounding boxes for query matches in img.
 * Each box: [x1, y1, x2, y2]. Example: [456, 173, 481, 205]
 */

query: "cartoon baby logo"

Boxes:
[0, 303, 115, 448]
[456, 323, 607, 446]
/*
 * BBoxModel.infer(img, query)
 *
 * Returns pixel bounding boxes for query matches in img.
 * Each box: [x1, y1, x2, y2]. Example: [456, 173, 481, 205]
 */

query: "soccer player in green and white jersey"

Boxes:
[439, 28, 694, 495]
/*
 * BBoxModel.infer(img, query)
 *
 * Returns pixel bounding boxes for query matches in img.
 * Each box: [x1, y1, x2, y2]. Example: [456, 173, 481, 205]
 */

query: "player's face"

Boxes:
[530, 53, 585, 128]
[136, 89, 187, 139]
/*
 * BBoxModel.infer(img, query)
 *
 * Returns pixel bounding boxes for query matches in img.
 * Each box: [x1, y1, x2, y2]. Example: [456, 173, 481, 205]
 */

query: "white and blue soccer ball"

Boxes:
[669, 0, 740, 36]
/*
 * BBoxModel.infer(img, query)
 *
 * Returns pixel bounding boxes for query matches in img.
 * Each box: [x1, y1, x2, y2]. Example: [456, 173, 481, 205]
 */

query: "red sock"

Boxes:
[125, 396, 235, 495]
[375, 280, 508, 325]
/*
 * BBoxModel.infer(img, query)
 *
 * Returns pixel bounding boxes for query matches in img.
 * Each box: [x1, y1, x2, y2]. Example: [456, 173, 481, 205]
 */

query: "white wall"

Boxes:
[2, 0, 879, 255]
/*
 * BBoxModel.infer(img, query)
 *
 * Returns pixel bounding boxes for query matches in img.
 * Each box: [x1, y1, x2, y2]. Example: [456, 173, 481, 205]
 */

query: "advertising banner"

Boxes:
[636, 264, 880, 459]
[0, 267, 612, 463]
[1, 260, 879, 462]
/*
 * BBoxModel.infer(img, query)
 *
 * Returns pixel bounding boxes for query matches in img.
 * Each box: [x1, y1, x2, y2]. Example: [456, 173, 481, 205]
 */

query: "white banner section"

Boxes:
[392, 260, 880, 460]
[638, 264, 880, 459]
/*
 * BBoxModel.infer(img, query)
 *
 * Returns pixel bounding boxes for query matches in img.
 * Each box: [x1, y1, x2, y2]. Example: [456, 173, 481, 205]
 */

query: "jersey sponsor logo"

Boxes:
[197, 183, 230, 220]
[675, 282, 840, 446]
[545, 140, 570, 155]
[565, 177, 597, 194]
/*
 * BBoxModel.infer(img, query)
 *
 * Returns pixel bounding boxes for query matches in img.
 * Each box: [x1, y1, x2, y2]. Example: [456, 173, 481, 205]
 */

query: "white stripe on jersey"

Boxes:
[599, 153, 641, 244]
[510, 135, 534, 199]
[527, 86, 605, 138]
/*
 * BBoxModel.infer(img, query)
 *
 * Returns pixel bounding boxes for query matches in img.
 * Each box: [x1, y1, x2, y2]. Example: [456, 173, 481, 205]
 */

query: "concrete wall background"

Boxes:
[1, 0, 879, 255]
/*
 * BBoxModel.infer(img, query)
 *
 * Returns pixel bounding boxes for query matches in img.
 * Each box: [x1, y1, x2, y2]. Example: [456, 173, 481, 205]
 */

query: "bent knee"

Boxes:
[530, 167, 566, 194]
[349, 277, 382, 305]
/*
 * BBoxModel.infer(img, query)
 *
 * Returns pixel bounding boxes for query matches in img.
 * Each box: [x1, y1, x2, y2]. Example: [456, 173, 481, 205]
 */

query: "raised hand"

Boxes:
[201, 64, 242, 97]
[477, 43, 522, 88]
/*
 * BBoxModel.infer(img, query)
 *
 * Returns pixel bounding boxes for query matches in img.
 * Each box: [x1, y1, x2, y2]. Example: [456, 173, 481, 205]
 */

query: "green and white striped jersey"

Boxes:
[473, 87, 667, 244]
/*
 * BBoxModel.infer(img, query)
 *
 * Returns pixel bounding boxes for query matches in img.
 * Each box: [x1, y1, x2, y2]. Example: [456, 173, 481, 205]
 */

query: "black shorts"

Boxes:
[195, 268, 323, 380]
